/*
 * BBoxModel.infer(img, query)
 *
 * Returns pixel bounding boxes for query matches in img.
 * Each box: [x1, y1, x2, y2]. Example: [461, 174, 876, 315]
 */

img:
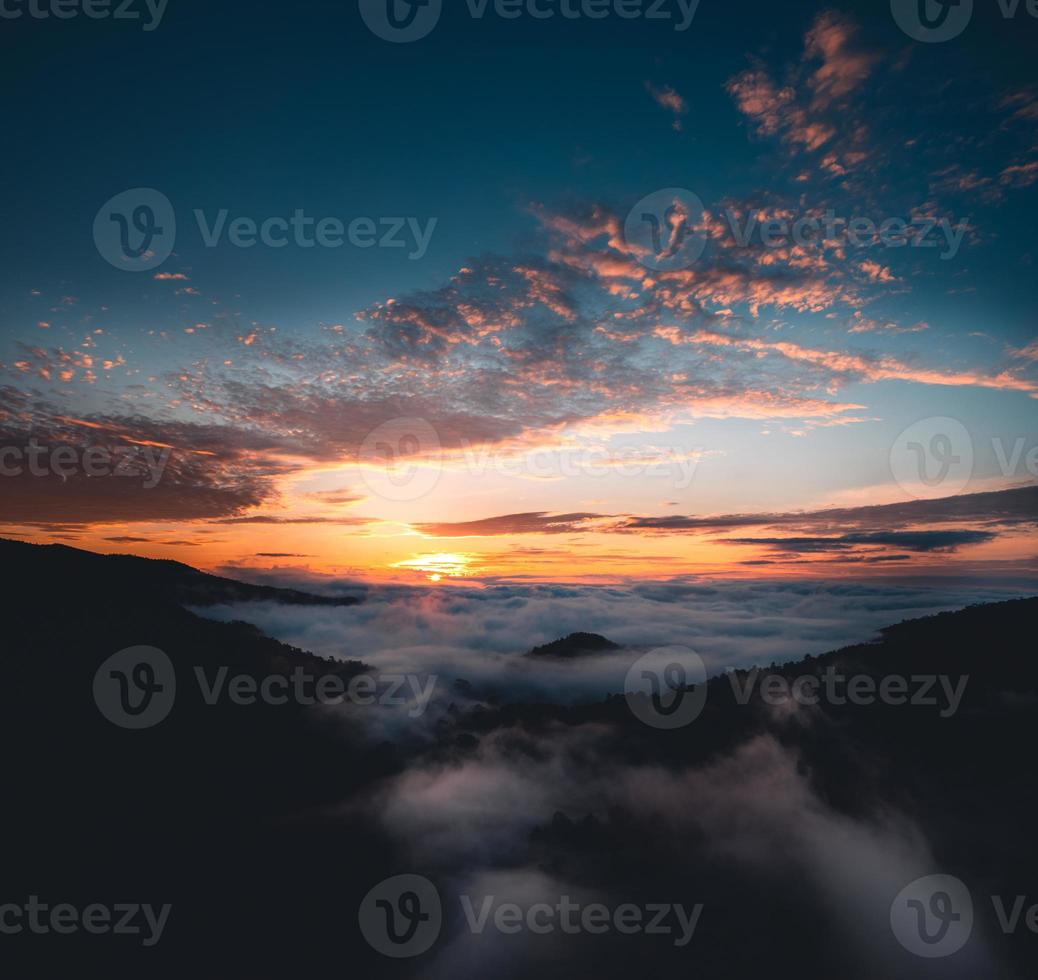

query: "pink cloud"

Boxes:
[804, 11, 877, 110]
[646, 83, 689, 130]
[666, 327, 1038, 397]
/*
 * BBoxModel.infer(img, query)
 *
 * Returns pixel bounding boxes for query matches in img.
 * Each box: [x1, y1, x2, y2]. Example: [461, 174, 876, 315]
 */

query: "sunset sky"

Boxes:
[2, 0, 1037, 583]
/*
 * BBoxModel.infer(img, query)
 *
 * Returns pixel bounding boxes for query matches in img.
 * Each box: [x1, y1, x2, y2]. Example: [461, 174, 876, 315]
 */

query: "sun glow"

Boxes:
[392, 552, 475, 580]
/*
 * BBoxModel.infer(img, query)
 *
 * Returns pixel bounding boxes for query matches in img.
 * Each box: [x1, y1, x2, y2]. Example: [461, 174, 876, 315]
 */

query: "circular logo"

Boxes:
[890, 874, 973, 958]
[358, 874, 442, 958]
[358, 417, 442, 502]
[891, 0, 973, 42]
[93, 646, 176, 729]
[624, 188, 706, 271]
[624, 645, 708, 729]
[93, 188, 176, 272]
[889, 417, 974, 499]
[359, 0, 442, 42]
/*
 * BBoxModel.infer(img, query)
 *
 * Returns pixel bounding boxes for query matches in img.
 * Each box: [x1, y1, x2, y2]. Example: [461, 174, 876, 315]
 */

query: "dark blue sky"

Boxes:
[3, 0, 1035, 324]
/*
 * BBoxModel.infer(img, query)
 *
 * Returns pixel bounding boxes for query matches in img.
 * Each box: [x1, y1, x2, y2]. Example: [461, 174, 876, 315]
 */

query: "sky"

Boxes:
[1, 0, 1037, 583]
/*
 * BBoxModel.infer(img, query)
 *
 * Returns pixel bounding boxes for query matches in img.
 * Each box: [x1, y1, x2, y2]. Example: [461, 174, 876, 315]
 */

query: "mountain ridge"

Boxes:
[0, 536, 362, 607]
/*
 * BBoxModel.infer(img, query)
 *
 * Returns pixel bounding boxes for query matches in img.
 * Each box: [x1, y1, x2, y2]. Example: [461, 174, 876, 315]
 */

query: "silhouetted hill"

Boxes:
[0, 537, 361, 607]
[0, 541, 395, 978]
[526, 631, 621, 659]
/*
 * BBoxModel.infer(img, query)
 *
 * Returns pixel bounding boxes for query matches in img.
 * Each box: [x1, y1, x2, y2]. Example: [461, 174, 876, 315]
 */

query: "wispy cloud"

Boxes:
[645, 82, 689, 130]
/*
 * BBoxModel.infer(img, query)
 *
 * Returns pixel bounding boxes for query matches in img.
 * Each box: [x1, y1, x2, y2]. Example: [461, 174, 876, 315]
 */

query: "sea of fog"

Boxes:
[195, 577, 1036, 709]
[192, 576, 1030, 978]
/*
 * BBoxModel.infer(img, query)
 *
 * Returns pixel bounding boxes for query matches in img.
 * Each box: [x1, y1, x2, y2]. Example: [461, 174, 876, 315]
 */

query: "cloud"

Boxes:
[1010, 339, 1038, 362]
[0, 389, 283, 526]
[196, 577, 1035, 683]
[8, 179, 1021, 545]
[726, 11, 876, 176]
[847, 312, 928, 335]
[1000, 86, 1038, 123]
[726, 70, 797, 140]
[413, 485, 1038, 544]
[661, 327, 1038, 397]
[645, 83, 689, 130]
[724, 529, 998, 555]
[215, 515, 373, 526]
[415, 512, 605, 537]
[803, 11, 877, 110]
[306, 488, 365, 506]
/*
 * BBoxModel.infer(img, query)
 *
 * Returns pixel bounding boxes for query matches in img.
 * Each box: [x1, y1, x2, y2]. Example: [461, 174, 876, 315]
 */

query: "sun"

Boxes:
[392, 552, 474, 580]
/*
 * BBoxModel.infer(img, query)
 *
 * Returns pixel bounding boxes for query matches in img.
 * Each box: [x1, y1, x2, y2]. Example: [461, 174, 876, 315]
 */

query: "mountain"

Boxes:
[2, 540, 1035, 979]
[526, 631, 621, 659]
[0, 537, 361, 607]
